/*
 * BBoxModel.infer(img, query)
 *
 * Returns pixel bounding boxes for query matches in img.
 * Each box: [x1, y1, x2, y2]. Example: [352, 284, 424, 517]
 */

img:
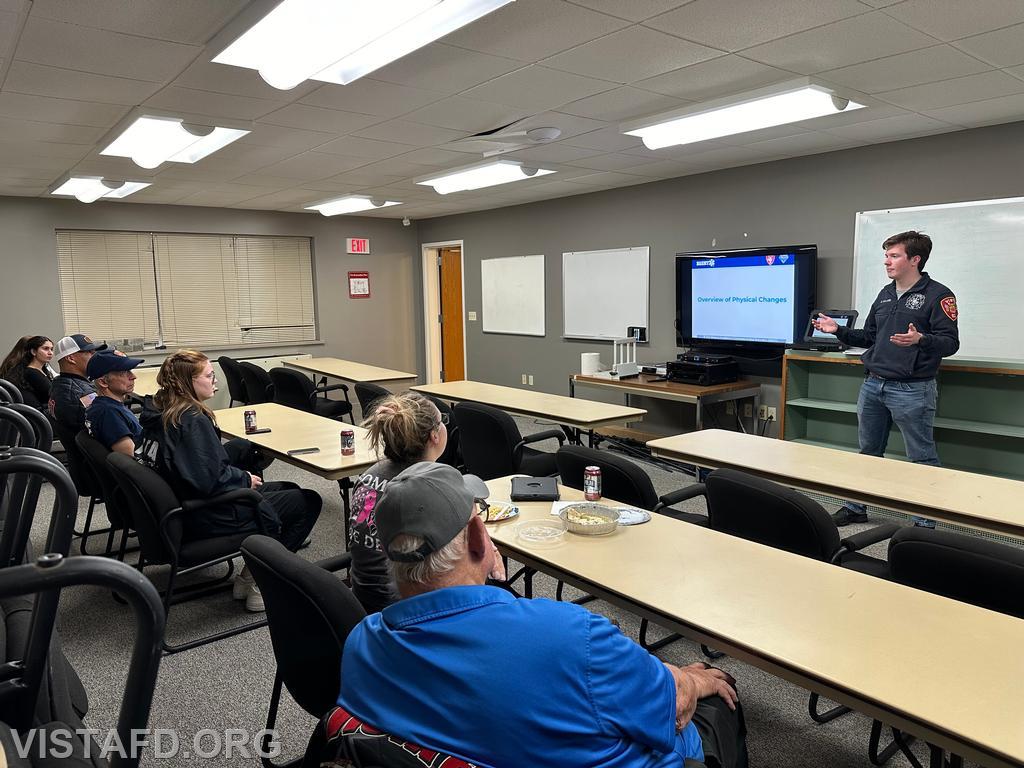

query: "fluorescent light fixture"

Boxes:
[49, 176, 151, 203]
[213, 0, 514, 89]
[305, 195, 402, 216]
[100, 115, 249, 169]
[622, 81, 866, 150]
[416, 159, 554, 195]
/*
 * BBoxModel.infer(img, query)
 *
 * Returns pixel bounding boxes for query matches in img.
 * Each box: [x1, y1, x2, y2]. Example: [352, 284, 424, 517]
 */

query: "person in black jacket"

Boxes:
[1, 335, 55, 410]
[49, 334, 107, 433]
[814, 231, 959, 526]
[140, 349, 321, 612]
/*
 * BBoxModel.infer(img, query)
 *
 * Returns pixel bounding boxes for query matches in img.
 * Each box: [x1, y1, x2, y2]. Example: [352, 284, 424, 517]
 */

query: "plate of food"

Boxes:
[482, 500, 519, 522]
[560, 503, 620, 536]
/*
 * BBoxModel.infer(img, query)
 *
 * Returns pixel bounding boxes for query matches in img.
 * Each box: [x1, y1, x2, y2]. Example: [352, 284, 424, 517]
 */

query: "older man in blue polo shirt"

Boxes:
[337, 462, 747, 768]
[84, 350, 144, 455]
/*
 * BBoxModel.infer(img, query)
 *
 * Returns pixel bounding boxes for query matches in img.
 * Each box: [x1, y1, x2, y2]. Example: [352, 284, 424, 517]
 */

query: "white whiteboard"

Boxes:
[481, 254, 545, 336]
[563, 247, 649, 341]
[854, 198, 1024, 361]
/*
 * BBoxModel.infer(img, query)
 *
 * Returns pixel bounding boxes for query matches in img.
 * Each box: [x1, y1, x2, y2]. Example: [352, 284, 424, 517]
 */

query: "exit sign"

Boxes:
[346, 238, 370, 254]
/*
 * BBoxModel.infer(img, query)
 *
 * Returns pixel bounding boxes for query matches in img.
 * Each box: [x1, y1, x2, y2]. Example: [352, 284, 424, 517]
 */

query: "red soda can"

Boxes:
[244, 410, 258, 434]
[340, 428, 356, 456]
[584, 465, 601, 501]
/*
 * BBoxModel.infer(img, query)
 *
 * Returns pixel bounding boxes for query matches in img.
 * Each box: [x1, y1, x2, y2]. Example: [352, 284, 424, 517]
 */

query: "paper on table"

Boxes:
[843, 347, 867, 356]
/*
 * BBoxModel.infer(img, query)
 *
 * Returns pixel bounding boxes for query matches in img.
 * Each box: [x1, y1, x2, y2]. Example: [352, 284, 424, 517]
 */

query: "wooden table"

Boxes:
[284, 357, 416, 385]
[485, 477, 1024, 768]
[648, 429, 1024, 538]
[571, 373, 761, 432]
[411, 380, 645, 434]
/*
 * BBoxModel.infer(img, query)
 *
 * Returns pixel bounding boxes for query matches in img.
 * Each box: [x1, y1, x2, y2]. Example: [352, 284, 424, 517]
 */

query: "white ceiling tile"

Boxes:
[636, 54, 791, 101]
[0, 10, 21, 60]
[503, 144, 607, 164]
[745, 131, 866, 155]
[256, 152, 370, 181]
[820, 45, 992, 93]
[857, 0, 903, 7]
[822, 113, 956, 141]
[1010, 64, 1024, 82]
[143, 86, 282, 121]
[461, 65, 615, 112]
[310, 170, 408, 189]
[923, 91, 1024, 127]
[2, 61, 160, 105]
[511, 111, 610, 140]
[183, 141, 297, 173]
[150, 164, 239, 183]
[71, 154, 155, 178]
[440, 0, 629, 61]
[300, 80, 447, 118]
[565, 1, 692, 22]
[351, 120, 466, 147]
[743, 12, 936, 74]
[239, 124, 334, 152]
[561, 127, 644, 151]
[646, 0, 869, 52]
[0, 92, 127, 127]
[354, 158, 443, 177]
[232, 172, 312, 188]
[0, 166, 59, 182]
[394, 147, 478, 167]
[0, 116, 104, 144]
[401, 96, 532, 133]
[876, 70, 1024, 111]
[883, 0, 1024, 41]
[953, 23, 1024, 68]
[173, 59, 320, 101]
[563, 152, 664, 171]
[0, 139, 90, 162]
[15, 17, 201, 82]
[787, 102, 907, 130]
[370, 43, 524, 93]
[613, 157, 696, 177]
[0, 184, 47, 196]
[314, 136, 418, 160]
[28, 0, 249, 44]
[260, 104, 381, 134]
[559, 86, 688, 121]
[542, 26, 721, 83]
[561, 170, 652, 186]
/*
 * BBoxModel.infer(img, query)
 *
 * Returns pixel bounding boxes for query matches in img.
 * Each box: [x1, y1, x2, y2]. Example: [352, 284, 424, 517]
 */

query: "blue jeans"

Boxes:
[845, 376, 939, 524]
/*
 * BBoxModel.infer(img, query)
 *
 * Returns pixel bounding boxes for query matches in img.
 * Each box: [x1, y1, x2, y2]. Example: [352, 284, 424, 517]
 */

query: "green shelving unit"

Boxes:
[781, 351, 1024, 481]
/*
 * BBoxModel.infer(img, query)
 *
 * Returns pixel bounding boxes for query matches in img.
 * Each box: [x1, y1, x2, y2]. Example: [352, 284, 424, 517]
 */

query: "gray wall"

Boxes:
[416, 121, 1024, 432]
[0, 196, 420, 372]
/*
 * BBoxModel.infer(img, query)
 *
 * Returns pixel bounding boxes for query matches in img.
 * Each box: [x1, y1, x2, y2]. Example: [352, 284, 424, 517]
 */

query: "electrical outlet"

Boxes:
[521, 374, 528, 385]
[743, 403, 753, 418]
[725, 401, 736, 415]
[766, 406, 777, 421]
[757, 405, 777, 421]
[528, 374, 534, 386]
[467, 311, 477, 321]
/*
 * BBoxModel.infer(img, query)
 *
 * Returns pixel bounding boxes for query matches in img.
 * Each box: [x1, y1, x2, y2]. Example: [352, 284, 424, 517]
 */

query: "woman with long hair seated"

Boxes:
[140, 349, 321, 611]
[0, 335, 55, 410]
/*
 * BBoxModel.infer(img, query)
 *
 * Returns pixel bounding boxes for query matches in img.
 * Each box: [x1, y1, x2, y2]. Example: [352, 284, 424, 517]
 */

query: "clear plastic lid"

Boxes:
[515, 519, 567, 547]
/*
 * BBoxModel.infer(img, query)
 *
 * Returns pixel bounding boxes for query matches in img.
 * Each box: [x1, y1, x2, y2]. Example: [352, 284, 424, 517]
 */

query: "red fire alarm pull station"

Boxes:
[346, 238, 370, 254]
[348, 271, 370, 298]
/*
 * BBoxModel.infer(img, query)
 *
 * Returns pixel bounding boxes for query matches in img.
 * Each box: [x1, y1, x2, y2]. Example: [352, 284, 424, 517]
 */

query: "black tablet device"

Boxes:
[799, 309, 858, 349]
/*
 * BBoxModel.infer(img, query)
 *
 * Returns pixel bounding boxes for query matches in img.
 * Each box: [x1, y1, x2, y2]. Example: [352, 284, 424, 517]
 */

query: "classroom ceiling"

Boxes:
[1, 0, 1024, 220]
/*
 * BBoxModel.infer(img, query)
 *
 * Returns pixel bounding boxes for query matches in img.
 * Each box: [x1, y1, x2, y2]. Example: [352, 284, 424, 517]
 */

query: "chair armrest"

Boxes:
[314, 552, 352, 572]
[839, 522, 900, 553]
[652, 484, 707, 514]
[310, 382, 351, 405]
[513, 429, 566, 466]
[180, 488, 268, 534]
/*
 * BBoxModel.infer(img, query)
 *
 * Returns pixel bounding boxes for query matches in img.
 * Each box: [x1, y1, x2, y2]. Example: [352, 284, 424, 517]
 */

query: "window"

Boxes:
[57, 230, 316, 348]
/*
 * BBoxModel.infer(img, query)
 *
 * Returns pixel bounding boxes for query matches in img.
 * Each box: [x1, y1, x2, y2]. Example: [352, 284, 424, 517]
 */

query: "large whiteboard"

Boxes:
[563, 246, 649, 341]
[854, 198, 1024, 361]
[481, 254, 545, 336]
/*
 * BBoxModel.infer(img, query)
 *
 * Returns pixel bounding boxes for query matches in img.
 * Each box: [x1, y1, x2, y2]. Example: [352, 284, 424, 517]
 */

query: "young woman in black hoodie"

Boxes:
[141, 349, 321, 611]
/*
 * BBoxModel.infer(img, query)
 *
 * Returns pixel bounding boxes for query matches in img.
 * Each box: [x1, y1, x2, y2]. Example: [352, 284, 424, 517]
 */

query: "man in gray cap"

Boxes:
[335, 462, 747, 768]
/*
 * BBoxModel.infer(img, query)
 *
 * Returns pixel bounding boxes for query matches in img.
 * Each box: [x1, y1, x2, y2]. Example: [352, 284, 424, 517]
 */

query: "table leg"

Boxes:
[337, 477, 353, 545]
[695, 398, 703, 431]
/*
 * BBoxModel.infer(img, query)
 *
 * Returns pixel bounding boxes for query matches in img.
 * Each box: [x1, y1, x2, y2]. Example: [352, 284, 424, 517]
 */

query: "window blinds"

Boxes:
[56, 230, 316, 348]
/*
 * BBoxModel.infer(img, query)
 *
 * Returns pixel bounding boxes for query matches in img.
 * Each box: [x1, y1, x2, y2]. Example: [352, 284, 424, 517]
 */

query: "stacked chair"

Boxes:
[354, 382, 389, 420]
[216, 356, 249, 407]
[239, 362, 275, 404]
[270, 367, 354, 423]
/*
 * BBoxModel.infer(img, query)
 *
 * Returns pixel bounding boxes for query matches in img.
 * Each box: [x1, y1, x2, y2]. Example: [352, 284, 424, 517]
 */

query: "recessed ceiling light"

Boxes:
[214, 0, 515, 90]
[622, 80, 867, 150]
[416, 159, 555, 194]
[305, 195, 402, 216]
[49, 175, 151, 203]
[100, 115, 249, 169]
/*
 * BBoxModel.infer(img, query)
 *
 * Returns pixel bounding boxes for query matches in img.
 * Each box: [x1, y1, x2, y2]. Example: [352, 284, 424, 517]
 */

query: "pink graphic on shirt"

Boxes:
[353, 487, 379, 528]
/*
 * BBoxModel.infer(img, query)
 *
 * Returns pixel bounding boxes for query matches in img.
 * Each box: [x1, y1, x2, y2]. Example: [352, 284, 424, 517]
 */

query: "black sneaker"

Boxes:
[832, 505, 868, 527]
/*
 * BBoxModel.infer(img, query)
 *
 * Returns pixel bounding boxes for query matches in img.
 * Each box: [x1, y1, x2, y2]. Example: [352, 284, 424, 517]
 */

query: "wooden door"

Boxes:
[439, 247, 465, 381]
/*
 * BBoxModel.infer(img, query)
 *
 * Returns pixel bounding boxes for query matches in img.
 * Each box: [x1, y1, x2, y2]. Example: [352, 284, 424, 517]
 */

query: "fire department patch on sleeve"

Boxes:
[940, 296, 958, 321]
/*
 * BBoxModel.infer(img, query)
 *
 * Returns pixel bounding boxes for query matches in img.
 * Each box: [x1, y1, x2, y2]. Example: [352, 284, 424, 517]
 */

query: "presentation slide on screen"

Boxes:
[691, 256, 796, 343]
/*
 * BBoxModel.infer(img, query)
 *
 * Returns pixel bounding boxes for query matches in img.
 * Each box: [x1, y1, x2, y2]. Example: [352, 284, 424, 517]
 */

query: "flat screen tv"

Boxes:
[675, 244, 817, 350]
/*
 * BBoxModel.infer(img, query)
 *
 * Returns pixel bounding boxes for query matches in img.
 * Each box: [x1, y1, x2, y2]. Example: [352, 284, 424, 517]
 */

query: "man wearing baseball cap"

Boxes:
[84, 350, 143, 456]
[49, 334, 107, 433]
[336, 462, 747, 768]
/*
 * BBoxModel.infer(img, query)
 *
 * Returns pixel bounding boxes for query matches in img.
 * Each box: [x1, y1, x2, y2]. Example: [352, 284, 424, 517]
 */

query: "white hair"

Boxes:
[389, 528, 468, 586]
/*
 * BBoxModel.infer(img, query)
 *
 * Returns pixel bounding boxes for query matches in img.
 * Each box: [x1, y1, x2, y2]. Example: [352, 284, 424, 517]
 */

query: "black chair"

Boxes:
[75, 432, 135, 560]
[0, 379, 22, 403]
[105, 453, 269, 654]
[270, 367, 354, 423]
[217, 356, 249, 407]
[241, 535, 363, 768]
[239, 362, 275, 404]
[423, 394, 462, 469]
[453, 401, 563, 481]
[354, 382, 390, 420]
[51, 419, 114, 556]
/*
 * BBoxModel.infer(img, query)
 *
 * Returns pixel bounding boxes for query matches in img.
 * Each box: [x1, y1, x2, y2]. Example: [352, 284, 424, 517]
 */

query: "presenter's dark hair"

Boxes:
[883, 230, 932, 269]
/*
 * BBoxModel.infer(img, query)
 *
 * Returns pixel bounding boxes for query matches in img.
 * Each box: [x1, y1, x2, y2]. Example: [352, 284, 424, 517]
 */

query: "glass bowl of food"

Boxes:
[560, 503, 620, 536]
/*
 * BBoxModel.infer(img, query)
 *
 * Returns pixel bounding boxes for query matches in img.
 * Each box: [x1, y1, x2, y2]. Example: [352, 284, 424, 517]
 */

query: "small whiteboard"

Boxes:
[481, 254, 545, 336]
[855, 197, 1024, 361]
[563, 247, 649, 341]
